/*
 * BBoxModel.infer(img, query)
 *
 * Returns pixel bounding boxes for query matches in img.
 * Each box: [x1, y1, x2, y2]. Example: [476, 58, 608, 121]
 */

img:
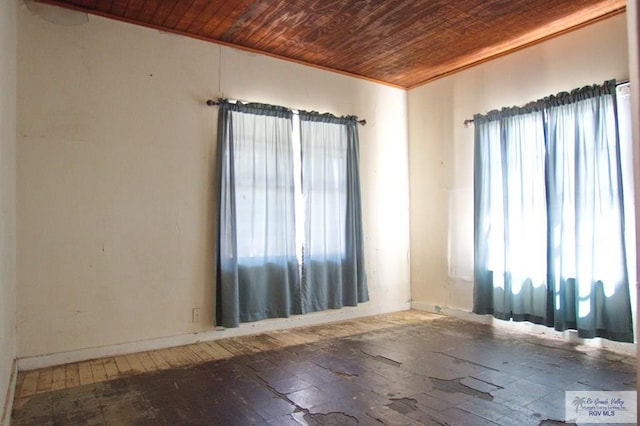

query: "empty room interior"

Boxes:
[1, 0, 640, 424]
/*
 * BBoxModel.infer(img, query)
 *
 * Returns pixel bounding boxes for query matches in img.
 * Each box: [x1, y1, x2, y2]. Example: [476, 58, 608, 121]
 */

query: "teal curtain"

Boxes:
[299, 112, 368, 312]
[474, 81, 634, 343]
[215, 101, 301, 328]
[473, 106, 550, 325]
[215, 103, 368, 328]
[546, 82, 633, 341]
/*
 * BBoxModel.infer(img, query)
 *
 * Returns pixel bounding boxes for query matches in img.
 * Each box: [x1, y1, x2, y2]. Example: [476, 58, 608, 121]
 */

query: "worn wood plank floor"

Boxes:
[13, 311, 438, 404]
[11, 310, 637, 425]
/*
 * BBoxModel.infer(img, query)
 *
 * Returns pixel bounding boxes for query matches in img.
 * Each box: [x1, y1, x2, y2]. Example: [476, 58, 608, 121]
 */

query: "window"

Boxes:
[474, 80, 634, 343]
[215, 101, 368, 328]
[230, 110, 297, 261]
[300, 118, 348, 260]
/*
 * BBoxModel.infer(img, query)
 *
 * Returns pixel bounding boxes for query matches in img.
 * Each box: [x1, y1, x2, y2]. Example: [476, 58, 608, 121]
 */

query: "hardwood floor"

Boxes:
[11, 310, 637, 425]
[14, 311, 439, 402]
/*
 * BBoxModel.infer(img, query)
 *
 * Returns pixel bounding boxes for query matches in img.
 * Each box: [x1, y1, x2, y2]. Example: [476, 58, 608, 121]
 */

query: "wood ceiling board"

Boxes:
[195, 1, 256, 38]
[107, 0, 129, 16]
[36, 0, 627, 89]
[153, 0, 188, 28]
[135, 0, 163, 23]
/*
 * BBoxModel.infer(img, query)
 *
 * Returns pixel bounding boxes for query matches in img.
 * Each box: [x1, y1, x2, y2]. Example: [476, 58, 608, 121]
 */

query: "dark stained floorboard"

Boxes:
[11, 314, 637, 425]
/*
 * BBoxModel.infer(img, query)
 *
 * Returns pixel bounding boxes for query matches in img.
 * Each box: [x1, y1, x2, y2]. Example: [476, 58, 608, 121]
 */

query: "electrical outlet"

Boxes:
[192, 307, 201, 323]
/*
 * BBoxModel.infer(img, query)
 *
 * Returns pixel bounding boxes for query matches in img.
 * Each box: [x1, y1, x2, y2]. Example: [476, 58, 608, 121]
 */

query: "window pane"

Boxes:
[230, 110, 297, 260]
[301, 120, 348, 260]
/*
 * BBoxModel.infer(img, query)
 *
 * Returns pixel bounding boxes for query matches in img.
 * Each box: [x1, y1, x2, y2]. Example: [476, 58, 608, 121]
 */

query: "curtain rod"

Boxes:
[206, 99, 367, 126]
[462, 79, 630, 127]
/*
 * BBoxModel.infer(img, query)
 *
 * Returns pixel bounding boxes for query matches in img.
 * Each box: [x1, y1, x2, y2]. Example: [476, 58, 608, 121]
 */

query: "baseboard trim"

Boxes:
[411, 302, 636, 356]
[18, 302, 411, 371]
[1, 359, 17, 426]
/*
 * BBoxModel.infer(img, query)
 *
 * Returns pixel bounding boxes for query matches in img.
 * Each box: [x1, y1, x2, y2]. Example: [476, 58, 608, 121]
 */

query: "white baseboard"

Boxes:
[17, 301, 635, 371]
[1, 359, 17, 426]
[411, 302, 637, 357]
[17, 302, 411, 371]
[411, 302, 489, 323]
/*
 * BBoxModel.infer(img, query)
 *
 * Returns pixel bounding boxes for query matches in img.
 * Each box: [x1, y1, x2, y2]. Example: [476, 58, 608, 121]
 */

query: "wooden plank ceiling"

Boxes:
[40, 0, 625, 89]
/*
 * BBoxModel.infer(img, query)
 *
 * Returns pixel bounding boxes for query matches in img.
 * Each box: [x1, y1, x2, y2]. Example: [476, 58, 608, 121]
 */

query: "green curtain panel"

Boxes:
[473, 80, 634, 343]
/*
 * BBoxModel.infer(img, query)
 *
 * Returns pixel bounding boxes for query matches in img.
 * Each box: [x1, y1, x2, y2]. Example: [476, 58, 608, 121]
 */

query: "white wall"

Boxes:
[408, 15, 631, 326]
[16, 4, 411, 360]
[0, 0, 17, 421]
[625, 0, 640, 380]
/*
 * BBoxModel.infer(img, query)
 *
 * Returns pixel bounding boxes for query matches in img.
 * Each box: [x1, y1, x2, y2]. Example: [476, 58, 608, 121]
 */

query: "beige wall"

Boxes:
[17, 5, 411, 359]
[0, 0, 17, 420]
[408, 14, 631, 312]
[626, 0, 640, 380]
